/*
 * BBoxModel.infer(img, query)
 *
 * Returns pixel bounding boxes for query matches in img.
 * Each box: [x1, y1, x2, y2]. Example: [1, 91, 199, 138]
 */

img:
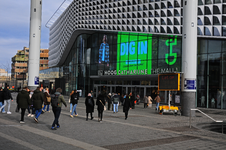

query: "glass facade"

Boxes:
[59, 32, 181, 97]
[197, 39, 226, 109]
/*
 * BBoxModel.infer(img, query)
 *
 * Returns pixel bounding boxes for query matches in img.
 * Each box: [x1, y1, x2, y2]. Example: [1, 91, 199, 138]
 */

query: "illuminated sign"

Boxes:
[158, 73, 180, 91]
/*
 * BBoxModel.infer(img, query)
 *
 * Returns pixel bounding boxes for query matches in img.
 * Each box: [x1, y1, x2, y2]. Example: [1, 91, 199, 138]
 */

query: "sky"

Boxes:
[0, 0, 65, 72]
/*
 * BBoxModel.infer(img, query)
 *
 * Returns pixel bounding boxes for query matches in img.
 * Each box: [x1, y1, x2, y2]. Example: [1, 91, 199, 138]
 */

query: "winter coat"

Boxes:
[53, 92, 67, 108]
[123, 96, 131, 112]
[3, 88, 13, 100]
[32, 89, 44, 109]
[0, 91, 4, 103]
[43, 92, 51, 105]
[148, 96, 153, 104]
[96, 94, 105, 111]
[154, 95, 161, 103]
[85, 96, 94, 113]
[71, 92, 79, 105]
[16, 90, 31, 109]
[144, 96, 148, 103]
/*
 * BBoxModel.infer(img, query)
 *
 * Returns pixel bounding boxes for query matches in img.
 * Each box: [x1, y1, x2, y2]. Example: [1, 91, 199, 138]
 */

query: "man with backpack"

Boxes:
[112, 93, 120, 113]
[51, 88, 67, 130]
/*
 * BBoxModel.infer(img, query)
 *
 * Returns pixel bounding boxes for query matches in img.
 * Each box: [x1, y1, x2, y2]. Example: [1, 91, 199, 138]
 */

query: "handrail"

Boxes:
[190, 109, 224, 134]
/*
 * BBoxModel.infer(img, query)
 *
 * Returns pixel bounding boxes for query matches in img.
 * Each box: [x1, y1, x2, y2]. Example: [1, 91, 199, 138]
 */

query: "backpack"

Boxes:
[71, 94, 78, 105]
[87, 98, 93, 106]
[113, 96, 119, 104]
[51, 94, 60, 108]
[46, 96, 51, 103]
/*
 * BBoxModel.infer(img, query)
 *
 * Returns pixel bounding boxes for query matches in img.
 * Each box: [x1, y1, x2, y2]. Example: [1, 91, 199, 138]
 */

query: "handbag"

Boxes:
[47, 96, 51, 103]
[99, 100, 106, 111]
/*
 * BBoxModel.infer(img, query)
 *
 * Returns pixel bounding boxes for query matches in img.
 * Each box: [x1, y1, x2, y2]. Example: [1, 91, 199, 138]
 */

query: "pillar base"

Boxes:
[28, 86, 38, 91]
[181, 91, 196, 117]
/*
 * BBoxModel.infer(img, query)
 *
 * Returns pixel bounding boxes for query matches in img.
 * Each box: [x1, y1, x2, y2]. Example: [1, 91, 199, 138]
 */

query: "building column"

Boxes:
[181, 0, 197, 116]
[28, 0, 42, 90]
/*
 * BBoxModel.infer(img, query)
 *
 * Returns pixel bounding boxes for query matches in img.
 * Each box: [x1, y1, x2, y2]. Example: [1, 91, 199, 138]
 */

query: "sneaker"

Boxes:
[51, 127, 57, 130]
[20, 121, 25, 124]
[34, 118, 38, 123]
[27, 114, 31, 117]
[7, 112, 11, 114]
[70, 115, 73, 118]
[48, 110, 50, 112]
[2, 111, 6, 114]
[31, 114, 34, 117]
[74, 114, 78, 117]
[57, 125, 60, 128]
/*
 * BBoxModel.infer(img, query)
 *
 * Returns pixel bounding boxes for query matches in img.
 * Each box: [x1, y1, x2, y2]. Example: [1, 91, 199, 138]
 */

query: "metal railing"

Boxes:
[190, 109, 224, 134]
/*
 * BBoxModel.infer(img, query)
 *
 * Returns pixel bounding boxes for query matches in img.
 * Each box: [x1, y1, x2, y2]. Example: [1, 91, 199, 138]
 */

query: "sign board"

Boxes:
[184, 79, 196, 90]
[34, 76, 39, 85]
[158, 73, 180, 91]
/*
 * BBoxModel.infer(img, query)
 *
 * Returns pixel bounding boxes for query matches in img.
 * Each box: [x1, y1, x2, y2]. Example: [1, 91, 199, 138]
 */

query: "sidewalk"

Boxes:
[0, 93, 225, 150]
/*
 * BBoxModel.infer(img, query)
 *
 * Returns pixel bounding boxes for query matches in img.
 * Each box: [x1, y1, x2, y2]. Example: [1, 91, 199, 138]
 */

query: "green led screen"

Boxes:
[117, 33, 152, 75]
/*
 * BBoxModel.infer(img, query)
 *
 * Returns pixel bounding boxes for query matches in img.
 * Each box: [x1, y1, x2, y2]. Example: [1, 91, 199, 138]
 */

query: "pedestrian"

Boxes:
[147, 95, 153, 108]
[16, 87, 31, 123]
[112, 93, 120, 113]
[143, 95, 148, 108]
[129, 92, 135, 109]
[42, 88, 51, 112]
[136, 94, 140, 105]
[0, 85, 13, 114]
[0, 87, 6, 113]
[70, 89, 79, 118]
[154, 94, 161, 111]
[91, 90, 94, 97]
[106, 93, 111, 110]
[85, 93, 94, 121]
[31, 87, 44, 123]
[69, 90, 74, 112]
[51, 88, 67, 130]
[27, 90, 35, 117]
[123, 94, 131, 120]
[96, 92, 106, 122]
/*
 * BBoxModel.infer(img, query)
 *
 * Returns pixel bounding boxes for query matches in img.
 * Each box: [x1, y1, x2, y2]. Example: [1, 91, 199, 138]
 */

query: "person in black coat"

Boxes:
[129, 92, 135, 109]
[31, 87, 44, 123]
[70, 90, 79, 117]
[0, 87, 6, 113]
[123, 94, 132, 120]
[85, 93, 94, 121]
[96, 92, 106, 122]
[17, 87, 31, 123]
[0, 85, 13, 114]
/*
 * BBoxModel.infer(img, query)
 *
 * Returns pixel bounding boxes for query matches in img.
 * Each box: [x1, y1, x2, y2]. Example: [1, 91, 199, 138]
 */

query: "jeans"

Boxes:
[35, 109, 42, 119]
[113, 104, 118, 112]
[43, 105, 49, 111]
[70, 103, 73, 111]
[0, 102, 5, 112]
[0, 99, 11, 112]
[71, 104, 77, 115]
[52, 107, 61, 127]
[156, 102, 160, 110]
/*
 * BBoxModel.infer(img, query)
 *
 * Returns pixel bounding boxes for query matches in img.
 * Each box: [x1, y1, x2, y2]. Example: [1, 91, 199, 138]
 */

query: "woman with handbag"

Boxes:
[85, 93, 94, 121]
[96, 92, 106, 122]
[42, 88, 51, 112]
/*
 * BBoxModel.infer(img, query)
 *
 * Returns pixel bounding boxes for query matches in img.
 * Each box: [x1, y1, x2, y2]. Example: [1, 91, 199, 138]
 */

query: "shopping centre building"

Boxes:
[47, 0, 226, 110]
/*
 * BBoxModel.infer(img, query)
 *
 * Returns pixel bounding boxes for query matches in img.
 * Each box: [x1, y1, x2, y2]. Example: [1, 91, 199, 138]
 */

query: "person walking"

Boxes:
[16, 87, 31, 123]
[0, 85, 13, 114]
[43, 88, 51, 112]
[136, 94, 140, 105]
[123, 94, 131, 120]
[69, 90, 74, 112]
[154, 94, 161, 111]
[147, 95, 153, 108]
[85, 93, 94, 121]
[32, 87, 44, 123]
[143, 95, 148, 108]
[0, 87, 6, 113]
[27, 89, 35, 117]
[129, 92, 135, 109]
[96, 92, 106, 122]
[51, 88, 67, 130]
[70, 90, 79, 118]
[112, 93, 120, 113]
[106, 93, 111, 110]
